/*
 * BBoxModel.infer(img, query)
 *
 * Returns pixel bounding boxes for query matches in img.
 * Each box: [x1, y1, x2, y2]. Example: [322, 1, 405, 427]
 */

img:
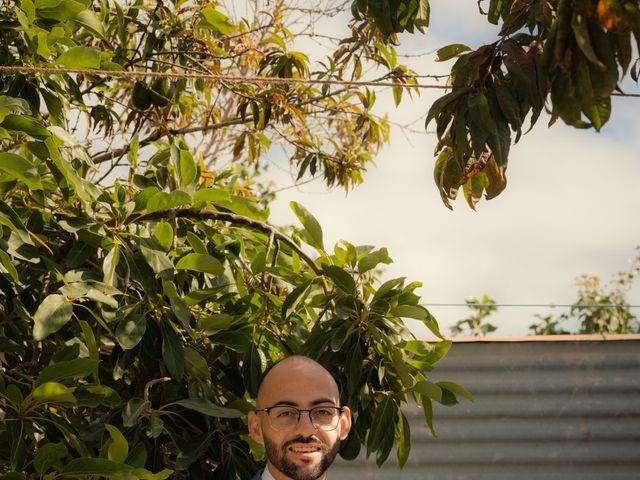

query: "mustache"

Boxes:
[283, 436, 327, 449]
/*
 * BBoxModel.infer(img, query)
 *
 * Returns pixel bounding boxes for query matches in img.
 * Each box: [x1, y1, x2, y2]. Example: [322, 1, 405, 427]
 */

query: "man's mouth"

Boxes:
[288, 444, 322, 454]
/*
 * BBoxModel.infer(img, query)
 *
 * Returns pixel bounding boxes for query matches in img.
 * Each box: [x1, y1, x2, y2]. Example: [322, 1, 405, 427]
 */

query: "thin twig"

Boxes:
[133, 208, 323, 275]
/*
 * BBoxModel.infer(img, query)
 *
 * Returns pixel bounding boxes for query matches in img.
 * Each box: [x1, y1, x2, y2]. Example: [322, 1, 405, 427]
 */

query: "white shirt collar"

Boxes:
[261, 466, 277, 480]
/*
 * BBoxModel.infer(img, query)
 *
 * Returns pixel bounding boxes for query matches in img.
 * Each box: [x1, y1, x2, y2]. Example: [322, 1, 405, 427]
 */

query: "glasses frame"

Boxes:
[256, 405, 345, 432]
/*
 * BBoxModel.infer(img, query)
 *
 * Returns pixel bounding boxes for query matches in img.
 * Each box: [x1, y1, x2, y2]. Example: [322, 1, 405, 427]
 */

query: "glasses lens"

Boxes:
[268, 406, 299, 430]
[310, 407, 340, 431]
[266, 406, 341, 431]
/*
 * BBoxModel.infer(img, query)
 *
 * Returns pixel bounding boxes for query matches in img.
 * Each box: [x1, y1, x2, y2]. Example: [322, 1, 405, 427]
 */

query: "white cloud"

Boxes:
[260, 3, 640, 337]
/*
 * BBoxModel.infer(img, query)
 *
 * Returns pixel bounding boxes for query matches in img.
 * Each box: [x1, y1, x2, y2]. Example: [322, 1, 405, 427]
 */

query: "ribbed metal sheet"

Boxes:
[333, 337, 640, 480]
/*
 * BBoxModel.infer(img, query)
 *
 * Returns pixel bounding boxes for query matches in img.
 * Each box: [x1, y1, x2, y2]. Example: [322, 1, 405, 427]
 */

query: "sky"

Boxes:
[257, 2, 640, 338]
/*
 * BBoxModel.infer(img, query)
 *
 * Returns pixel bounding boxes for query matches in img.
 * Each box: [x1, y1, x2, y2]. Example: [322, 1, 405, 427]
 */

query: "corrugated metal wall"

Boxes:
[333, 336, 640, 480]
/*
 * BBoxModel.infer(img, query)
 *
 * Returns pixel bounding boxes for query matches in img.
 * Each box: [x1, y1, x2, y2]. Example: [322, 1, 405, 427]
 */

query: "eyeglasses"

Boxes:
[256, 405, 344, 431]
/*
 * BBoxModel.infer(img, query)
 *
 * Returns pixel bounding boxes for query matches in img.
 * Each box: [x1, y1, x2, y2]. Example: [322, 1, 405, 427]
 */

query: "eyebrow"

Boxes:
[272, 398, 337, 407]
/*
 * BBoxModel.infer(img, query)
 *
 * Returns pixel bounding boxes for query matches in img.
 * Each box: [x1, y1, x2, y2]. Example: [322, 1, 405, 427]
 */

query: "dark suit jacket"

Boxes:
[250, 469, 263, 480]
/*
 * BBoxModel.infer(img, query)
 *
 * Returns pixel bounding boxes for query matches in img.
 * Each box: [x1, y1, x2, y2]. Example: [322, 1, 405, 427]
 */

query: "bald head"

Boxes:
[248, 355, 352, 480]
[256, 355, 341, 408]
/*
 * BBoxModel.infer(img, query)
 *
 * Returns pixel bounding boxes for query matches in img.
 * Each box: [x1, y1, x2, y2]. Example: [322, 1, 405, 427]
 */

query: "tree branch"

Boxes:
[91, 118, 247, 164]
[133, 208, 323, 275]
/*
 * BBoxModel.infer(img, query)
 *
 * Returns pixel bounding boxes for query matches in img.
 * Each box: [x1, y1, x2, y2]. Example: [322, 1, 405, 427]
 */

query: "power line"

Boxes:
[2, 65, 639, 97]
[421, 303, 640, 308]
[0, 65, 449, 90]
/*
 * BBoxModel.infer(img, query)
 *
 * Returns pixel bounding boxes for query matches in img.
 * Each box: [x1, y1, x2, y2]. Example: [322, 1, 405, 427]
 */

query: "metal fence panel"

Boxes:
[333, 337, 640, 480]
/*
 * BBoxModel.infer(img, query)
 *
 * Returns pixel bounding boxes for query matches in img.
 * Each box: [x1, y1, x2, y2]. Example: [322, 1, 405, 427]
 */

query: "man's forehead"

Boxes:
[256, 356, 340, 405]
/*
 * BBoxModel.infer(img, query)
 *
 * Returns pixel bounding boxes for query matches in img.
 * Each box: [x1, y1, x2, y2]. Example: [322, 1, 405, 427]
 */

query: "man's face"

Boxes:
[248, 358, 351, 480]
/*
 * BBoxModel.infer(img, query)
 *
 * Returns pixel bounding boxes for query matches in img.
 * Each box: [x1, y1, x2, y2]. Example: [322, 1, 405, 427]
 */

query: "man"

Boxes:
[248, 355, 352, 480]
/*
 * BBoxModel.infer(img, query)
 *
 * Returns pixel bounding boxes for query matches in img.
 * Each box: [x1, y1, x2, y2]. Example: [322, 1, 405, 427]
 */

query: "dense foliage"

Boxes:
[0, 1, 470, 479]
[358, 0, 640, 208]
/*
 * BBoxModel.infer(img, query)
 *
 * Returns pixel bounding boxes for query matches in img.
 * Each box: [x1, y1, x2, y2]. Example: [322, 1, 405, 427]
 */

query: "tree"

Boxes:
[354, 0, 640, 208]
[0, 1, 470, 478]
[530, 246, 640, 334]
[450, 295, 498, 337]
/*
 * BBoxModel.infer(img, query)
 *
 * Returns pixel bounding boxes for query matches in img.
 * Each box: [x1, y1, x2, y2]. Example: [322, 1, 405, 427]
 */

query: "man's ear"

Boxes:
[248, 411, 264, 444]
[338, 406, 352, 441]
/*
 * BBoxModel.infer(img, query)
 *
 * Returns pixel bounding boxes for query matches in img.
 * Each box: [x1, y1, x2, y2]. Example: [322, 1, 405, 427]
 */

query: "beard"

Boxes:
[263, 435, 341, 480]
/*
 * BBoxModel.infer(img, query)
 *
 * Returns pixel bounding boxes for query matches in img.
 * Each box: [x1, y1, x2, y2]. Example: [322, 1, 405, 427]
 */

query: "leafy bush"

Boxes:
[0, 2, 468, 478]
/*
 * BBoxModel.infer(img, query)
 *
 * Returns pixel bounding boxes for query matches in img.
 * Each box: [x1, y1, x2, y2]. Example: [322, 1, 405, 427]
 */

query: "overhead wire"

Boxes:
[421, 303, 640, 308]
[2, 65, 640, 97]
[0, 65, 450, 90]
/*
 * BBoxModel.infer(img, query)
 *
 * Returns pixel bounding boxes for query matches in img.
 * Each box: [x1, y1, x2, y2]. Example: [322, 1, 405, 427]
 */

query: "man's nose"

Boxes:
[294, 410, 318, 435]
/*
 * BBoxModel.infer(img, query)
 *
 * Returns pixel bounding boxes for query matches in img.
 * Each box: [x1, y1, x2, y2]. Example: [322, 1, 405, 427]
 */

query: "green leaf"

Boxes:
[184, 347, 210, 380]
[387, 342, 413, 388]
[413, 380, 442, 402]
[153, 222, 174, 252]
[395, 409, 411, 468]
[72, 9, 105, 40]
[63, 458, 133, 477]
[223, 195, 268, 221]
[179, 149, 197, 189]
[115, 312, 146, 350]
[324, 265, 356, 294]
[139, 242, 174, 277]
[32, 294, 73, 341]
[415, 0, 430, 32]
[135, 468, 173, 480]
[56, 46, 102, 69]
[34, 442, 67, 475]
[161, 320, 184, 381]
[433, 146, 463, 209]
[126, 443, 148, 469]
[571, 12, 605, 70]
[35, 0, 85, 20]
[242, 343, 262, 398]
[123, 398, 150, 427]
[357, 253, 381, 273]
[0, 249, 19, 281]
[0, 153, 42, 189]
[105, 425, 129, 464]
[30, 382, 77, 404]
[435, 43, 471, 61]
[372, 277, 405, 302]
[193, 187, 231, 204]
[45, 137, 100, 209]
[424, 340, 451, 364]
[281, 281, 311, 319]
[436, 381, 473, 402]
[198, 313, 233, 330]
[103, 245, 121, 288]
[185, 231, 208, 254]
[250, 249, 267, 274]
[390, 304, 427, 320]
[330, 321, 355, 352]
[199, 7, 235, 34]
[176, 253, 223, 275]
[0, 114, 50, 139]
[290, 201, 324, 250]
[366, 397, 396, 460]
[421, 396, 437, 437]
[0, 96, 30, 114]
[64, 458, 171, 479]
[175, 398, 243, 418]
[463, 171, 489, 210]
[77, 385, 120, 408]
[146, 190, 192, 213]
[36, 358, 98, 386]
[425, 87, 470, 132]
